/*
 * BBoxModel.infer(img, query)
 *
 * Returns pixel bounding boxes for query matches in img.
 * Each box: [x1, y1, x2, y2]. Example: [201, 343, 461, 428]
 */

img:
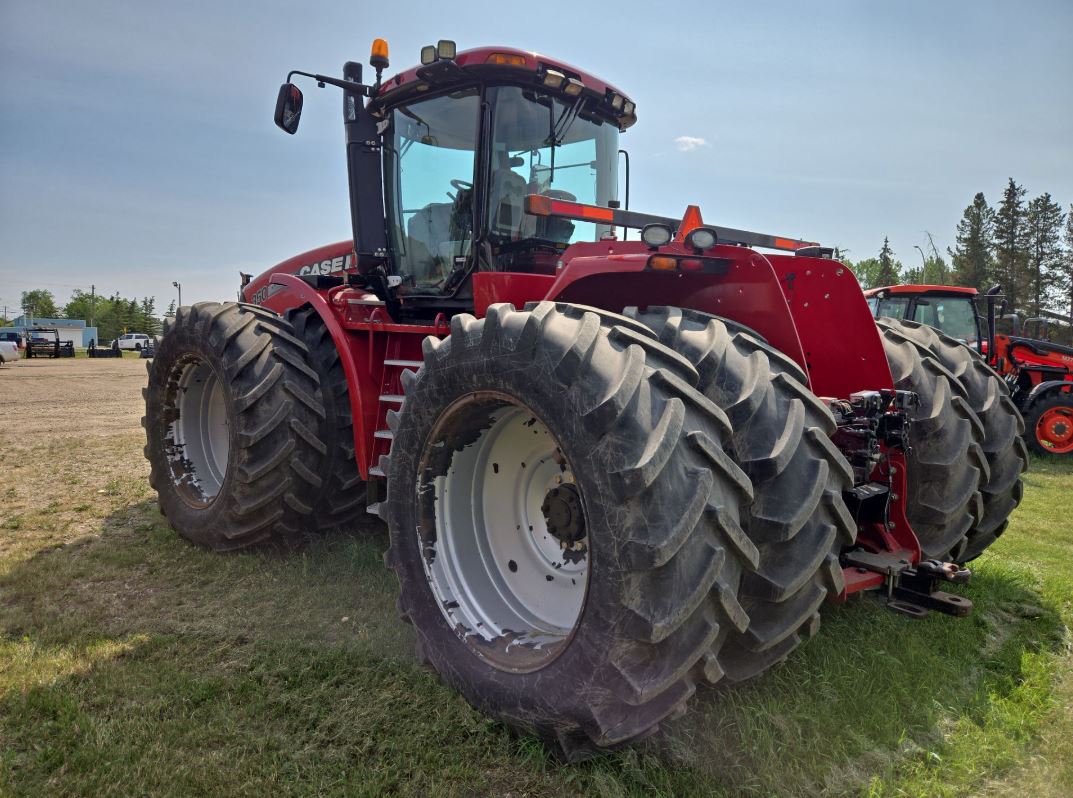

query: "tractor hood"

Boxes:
[242, 240, 356, 305]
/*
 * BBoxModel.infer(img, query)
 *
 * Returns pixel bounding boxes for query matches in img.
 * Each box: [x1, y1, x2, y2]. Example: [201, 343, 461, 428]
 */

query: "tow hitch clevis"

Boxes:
[842, 550, 972, 619]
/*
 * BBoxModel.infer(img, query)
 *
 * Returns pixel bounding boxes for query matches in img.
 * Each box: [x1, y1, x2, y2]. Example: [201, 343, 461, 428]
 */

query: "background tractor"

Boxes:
[143, 39, 1026, 759]
[866, 283, 1073, 457]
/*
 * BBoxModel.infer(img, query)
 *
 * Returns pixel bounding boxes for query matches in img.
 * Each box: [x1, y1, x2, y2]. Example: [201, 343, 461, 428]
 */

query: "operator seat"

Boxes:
[489, 166, 528, 239]
[407, 202, 454, 281]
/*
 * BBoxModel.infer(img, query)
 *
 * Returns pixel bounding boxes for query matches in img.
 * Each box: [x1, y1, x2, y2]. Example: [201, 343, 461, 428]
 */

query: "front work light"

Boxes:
[641, 223, 674, 248]
[421, 45, 436, 64]
[437, 40, 457, 60]
[563, 77, 585, 96]
[542, 69, 566, 88]
[686, 226, 718, 251]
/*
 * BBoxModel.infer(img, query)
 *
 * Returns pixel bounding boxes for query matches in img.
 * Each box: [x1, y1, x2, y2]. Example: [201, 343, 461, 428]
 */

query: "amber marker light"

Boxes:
[487, 52, 527, 66]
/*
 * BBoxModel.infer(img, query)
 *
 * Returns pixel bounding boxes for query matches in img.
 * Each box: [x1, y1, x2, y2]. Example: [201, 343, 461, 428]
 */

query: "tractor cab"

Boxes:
[865, 285, 983, 348]
[274, 41, 633, 318]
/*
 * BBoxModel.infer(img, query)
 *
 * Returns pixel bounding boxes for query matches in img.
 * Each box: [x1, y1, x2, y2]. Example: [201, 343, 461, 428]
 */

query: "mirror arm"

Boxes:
[287, 70, 372, 97]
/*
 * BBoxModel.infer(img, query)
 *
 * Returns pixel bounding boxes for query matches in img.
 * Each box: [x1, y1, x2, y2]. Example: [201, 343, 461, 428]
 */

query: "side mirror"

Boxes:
[274, 83, 304, 134]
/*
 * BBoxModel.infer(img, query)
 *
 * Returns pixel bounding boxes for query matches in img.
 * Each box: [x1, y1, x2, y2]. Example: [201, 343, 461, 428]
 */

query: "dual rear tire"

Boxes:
[381, 302, 855, 758]
[144, 302, 364, 550]
[876, 318, 1027, 562]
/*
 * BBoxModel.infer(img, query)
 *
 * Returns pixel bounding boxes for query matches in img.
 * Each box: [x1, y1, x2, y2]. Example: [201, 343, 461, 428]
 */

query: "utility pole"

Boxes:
[90, 284, 96, 329]
[173, 281, 182, 308]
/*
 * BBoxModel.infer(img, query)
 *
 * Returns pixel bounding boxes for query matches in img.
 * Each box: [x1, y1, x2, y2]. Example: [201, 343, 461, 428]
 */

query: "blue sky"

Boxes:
[1, 0, 1071, 316]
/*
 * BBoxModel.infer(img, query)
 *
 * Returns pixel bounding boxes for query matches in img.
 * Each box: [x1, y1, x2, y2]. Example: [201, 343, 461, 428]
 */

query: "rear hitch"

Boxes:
[842, 550, 972, 619]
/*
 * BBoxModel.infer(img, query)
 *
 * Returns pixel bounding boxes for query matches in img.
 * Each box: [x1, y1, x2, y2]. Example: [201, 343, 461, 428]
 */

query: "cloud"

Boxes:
[674, 135, 708, 152]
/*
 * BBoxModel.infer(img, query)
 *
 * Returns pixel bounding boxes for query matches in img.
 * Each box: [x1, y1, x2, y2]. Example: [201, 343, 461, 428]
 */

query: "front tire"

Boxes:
[383, 303, 760, 759]
[143, 302, 327, 551]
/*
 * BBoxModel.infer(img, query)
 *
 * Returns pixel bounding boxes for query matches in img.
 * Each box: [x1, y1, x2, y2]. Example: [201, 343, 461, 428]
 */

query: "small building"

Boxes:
[9, 316, 100, 348]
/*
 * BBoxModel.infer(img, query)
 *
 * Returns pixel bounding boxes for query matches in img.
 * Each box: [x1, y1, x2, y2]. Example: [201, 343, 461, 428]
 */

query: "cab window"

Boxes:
[486, 85, 619, 270]
[874, 297, 910, 320]
[384, 88, 480, 292]
[913, 297, 978, 344]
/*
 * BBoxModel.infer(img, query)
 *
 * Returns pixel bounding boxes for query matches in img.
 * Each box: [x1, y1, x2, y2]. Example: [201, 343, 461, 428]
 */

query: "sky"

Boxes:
[1, 0, 1071, 318]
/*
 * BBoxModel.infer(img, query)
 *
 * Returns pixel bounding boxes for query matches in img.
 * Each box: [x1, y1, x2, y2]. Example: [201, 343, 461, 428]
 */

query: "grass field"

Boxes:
[1, 358, 1071, 797]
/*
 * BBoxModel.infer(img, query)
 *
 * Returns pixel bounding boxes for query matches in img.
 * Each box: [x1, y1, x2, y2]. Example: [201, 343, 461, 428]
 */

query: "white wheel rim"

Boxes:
[419, 400, 589, 672]
[170, 358, 230, 503]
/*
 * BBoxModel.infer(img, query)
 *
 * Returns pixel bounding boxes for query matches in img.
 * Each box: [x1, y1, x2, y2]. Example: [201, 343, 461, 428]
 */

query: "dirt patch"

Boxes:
[0, 358, 151, 567]
[0, 357, 148, 438]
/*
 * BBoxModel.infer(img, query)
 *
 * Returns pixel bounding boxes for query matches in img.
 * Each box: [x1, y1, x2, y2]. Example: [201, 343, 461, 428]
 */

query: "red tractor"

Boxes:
[866, 284, 1073, 456]
[144, 40, 1026, 759]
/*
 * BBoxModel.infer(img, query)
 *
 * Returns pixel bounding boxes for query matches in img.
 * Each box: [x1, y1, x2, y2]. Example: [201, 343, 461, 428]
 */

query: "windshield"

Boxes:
[488, 86, 619, 250]
[872, 296, 910, 320]
[913, 297, 979, 344]
[384, 88, 480, 291]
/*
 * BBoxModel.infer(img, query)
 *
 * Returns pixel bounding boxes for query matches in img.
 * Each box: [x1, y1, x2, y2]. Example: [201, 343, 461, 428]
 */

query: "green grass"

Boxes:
[1, 436, 1070, 797]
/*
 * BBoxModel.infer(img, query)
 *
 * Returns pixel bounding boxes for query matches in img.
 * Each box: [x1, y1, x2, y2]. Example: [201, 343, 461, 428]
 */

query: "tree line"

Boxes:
[844, 178, 1073, 327]
[12, 288, 170, 344]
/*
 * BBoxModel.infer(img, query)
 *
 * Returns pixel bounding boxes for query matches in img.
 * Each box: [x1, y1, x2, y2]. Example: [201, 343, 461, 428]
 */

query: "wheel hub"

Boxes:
[542, 484, 586, 545]
[419, 399, 589, 672]
[1038, 406, 1073, 452]
[168, 356, 230, 504]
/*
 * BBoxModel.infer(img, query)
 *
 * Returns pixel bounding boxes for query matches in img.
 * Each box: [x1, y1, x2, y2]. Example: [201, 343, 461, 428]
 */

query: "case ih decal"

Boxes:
[296, 253, 356, 277]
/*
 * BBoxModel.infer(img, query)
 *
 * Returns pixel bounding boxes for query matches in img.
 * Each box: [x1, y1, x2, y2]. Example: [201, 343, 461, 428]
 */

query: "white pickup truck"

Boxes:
[117, 333, 151, 351]
[0, 339, 20, 365]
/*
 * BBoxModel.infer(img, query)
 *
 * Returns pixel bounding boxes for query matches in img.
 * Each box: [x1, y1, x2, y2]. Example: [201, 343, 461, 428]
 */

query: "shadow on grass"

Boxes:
[652, 565, 1066, 795]
[1, 498, 1067, 798]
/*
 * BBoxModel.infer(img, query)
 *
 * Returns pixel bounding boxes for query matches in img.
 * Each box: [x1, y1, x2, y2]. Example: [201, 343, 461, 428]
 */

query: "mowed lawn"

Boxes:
[1, 358, 1071, 797]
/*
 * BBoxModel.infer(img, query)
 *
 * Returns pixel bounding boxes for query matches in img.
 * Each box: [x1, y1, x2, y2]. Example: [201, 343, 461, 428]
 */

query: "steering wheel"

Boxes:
[447, 178, 473, 200]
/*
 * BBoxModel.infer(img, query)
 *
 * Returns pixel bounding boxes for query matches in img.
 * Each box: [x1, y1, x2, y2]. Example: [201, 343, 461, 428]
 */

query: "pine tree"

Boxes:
[138, 297, 160, 336]
[1061, 205, 1073, 322]
[993, 178, 1029, 312]
[876, 237, 901, 286]
[949, 192, 995, 290]
[1024, 193, 1065, 316]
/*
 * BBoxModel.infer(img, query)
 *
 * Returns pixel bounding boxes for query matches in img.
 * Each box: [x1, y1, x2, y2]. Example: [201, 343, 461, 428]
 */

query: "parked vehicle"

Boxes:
[866, 284, 1072, 456]
[117, 333, 151, 351]
[0, 340, 19, 365]
[144, 39, 1025, 759]
[0, 331, 23, 351]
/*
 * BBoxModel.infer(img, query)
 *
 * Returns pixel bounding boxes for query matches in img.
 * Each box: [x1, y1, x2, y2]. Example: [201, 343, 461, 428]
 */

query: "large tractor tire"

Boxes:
[381, 302, 848, 759]
[876, 320, 990, 561]
[625, 306, 856, 681]
[876, 318, 1027, 561]
[286, 306, 367, 531]
[143, 302, 326, 551]
[382, 302, 750, 758]
[1024, 393, 1073, 457]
